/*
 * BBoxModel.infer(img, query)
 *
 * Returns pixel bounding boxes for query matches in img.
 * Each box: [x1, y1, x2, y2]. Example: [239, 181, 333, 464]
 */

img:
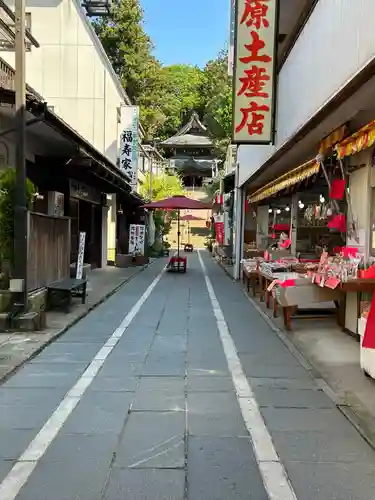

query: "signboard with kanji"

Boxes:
[232, 0, 278, 144]
[120, 106, 139, 191]
[129, 224, 146, 256]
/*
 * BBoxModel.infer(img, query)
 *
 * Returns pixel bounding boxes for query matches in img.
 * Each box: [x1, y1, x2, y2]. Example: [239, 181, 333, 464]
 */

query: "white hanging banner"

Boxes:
[129, 224, 146, 256]
[76, 232, 86, 279]
[120, 106, 139, 191]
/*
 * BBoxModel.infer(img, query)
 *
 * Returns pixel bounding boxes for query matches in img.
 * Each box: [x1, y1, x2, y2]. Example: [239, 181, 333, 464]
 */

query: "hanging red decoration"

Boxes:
[329, 179, 346, 200]
[328, 214, 347, 232]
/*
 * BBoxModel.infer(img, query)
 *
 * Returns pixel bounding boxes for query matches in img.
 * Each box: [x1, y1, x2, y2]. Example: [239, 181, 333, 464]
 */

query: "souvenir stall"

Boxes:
[241, 154, 357, 330]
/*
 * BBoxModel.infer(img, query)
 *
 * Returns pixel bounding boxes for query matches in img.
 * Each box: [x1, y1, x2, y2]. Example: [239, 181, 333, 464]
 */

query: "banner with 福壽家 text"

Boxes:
[119, 106, 139, 191]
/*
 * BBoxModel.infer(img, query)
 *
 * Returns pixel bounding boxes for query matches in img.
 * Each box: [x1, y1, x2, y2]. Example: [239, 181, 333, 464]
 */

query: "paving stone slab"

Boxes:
[115, 411, 185, 468]
[187, 367, 229, 377]
[40, 432, 119, 463]
[187, 376, 234, 393]
[0, 429, 35, 460]
[3, 371, 80, 389]
[61, 391, 133, 434]
[0, 387, 66, 407]
[284, 462, 375, 500]
[98, 361, 144, 378]
[88, 376, 139, 393]
[188, 392, 248, 437]
[15, 455, 112, 500]
[136, 377, 185, 394]
[188, 437, 268, 500]
[187, 358, 229, 373]
[142, 360, 185, 377]
[0, 403, 59, 430]
[271, 429, 375, 463]
[150, 336, 187, 354]
[249, 377, 319, 390]
[253, 387, 334, 408]
[0, 460, 13, 484]
[104, 468, 185, 500]
[261, 407, 357, 432]
[133, 393, 185, 411]
[241, 361, 310, 380]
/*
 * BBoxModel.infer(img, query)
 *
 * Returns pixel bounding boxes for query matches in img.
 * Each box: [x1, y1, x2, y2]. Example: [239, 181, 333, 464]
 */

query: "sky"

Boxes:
[140, 0, 230, 68]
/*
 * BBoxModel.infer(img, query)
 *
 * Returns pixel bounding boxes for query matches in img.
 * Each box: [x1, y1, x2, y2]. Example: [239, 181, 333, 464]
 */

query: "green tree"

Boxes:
[201, 49, 233, 158]
[156, 65, 204, 139]
[93, 0, 168, 138]
[0, 168, 35, 270]
[140, 172, 185, 201]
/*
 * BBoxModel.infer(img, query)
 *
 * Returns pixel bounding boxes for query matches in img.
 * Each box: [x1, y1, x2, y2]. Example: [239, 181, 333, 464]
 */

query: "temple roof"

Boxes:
[160, 112, 214, 148]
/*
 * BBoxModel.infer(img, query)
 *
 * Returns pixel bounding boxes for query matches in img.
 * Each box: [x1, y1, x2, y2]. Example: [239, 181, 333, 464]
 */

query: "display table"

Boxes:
[242, 267, 259, 297]
[275, 277, 341, 330]
[312, 277, 375, 334]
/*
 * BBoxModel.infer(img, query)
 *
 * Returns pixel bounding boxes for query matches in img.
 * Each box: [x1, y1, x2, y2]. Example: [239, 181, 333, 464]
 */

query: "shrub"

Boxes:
[0, 168, 35, 270]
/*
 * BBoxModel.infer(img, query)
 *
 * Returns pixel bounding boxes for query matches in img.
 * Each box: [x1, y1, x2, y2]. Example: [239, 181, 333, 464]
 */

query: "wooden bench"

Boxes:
[47, 278, 87, 313]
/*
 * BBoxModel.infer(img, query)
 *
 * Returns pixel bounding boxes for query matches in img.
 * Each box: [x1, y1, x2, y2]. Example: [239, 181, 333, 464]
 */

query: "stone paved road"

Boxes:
[1, 251, 375, 500]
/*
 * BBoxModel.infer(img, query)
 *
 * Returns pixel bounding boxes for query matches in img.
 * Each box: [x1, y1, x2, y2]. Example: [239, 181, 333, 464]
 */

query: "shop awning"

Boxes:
[248, 159, 320, 204]
[319, 124, 347, 154]
[336, 120, 375, 159]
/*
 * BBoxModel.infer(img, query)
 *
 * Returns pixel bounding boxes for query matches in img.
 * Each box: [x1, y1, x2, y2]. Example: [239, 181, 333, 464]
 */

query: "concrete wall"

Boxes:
[3, 0, 127, 166]
[238, 0, 375, 186]
[347, 150, 372, 259]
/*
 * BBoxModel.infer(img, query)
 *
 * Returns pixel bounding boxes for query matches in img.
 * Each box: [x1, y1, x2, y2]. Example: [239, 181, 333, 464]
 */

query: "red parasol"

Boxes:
[180, 214, 203, 221]
[141, 196, 211, 259]
[141, 195, 211, 210]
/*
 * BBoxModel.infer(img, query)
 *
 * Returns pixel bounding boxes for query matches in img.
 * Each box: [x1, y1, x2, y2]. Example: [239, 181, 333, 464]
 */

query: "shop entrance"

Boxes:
[69, 180, 103, 270]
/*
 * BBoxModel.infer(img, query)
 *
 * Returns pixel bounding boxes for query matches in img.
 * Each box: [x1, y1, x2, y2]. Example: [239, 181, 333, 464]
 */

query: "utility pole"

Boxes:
[13, 0, 28, 309]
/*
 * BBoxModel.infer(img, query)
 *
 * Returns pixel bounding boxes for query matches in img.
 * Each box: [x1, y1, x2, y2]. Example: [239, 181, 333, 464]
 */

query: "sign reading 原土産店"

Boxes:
[232, 0, 278, 145]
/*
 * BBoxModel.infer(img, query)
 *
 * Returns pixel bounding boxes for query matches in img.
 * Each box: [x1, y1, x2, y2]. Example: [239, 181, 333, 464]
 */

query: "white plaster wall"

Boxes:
[348, 150, 372, 258]
[238, 0, 375, 186]
[3, 0, 126, 165]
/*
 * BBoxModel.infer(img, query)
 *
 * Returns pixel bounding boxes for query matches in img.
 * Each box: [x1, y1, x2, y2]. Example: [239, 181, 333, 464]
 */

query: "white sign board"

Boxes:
[232, 0, 278, 144]
[76, 232, 86, 279]
[129, 224, 145, 256]
[120, 106, 139, 191]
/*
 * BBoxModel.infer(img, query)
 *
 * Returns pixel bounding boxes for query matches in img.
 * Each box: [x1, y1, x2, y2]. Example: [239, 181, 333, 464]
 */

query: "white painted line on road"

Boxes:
[0, 263, 167, 500]
[197, 250, 297, 500]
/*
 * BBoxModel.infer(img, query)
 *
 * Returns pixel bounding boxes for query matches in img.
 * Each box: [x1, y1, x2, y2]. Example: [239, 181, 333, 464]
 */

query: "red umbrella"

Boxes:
[141, 195, 211, 210]
[141, 196, 210, 258]
[180, 214, 203, 221]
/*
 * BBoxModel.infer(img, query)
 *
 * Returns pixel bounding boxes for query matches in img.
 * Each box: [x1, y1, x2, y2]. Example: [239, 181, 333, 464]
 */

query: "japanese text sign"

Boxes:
[120, 106, 139, 191]
[232, 0, 278, 144]
[129, 224, 145, 256]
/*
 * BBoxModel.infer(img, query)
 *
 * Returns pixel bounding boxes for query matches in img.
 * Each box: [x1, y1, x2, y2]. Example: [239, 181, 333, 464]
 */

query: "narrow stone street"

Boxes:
[1, 251, 375, 500]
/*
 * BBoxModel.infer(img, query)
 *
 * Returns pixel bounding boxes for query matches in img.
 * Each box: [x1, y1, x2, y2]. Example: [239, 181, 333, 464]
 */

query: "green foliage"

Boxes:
[201, 49, 233, 159]
[0, 168, 35, 268]
[94, 1, 232, 143]
[157, 64, 204, 139]
[140, 172, 185, 202]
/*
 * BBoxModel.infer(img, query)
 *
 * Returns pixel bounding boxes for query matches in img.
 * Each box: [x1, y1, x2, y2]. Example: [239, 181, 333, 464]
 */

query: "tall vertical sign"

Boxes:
[232, 0, 278, 144]
[228, 0, 236, 76]
[120, 106, 139, 191]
